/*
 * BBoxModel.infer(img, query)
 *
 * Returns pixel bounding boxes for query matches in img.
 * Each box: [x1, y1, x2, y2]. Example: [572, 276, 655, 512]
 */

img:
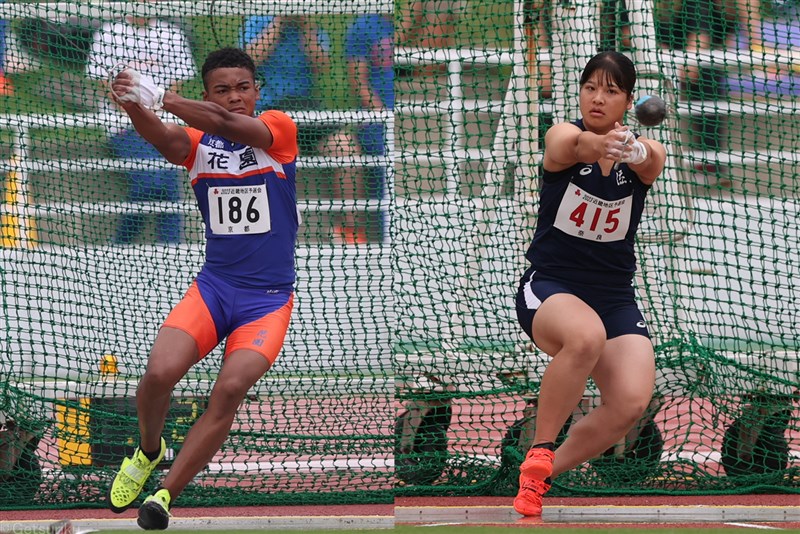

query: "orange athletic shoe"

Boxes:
[520, 447, 555, 479]
[513, 474, 551, 516]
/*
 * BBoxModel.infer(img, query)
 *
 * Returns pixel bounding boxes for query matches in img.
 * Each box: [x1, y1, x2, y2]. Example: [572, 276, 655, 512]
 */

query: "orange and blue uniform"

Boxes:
[163, 110, 298, 364]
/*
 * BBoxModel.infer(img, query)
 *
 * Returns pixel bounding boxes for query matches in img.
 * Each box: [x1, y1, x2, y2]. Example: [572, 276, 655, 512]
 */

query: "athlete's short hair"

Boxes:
[201, 47, 257, 89]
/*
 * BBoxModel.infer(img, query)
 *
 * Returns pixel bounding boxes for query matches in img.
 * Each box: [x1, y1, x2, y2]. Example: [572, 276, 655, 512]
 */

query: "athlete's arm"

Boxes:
[117, 101, 192, 166]
[544, 122, 623, 171]
[626, 137, 666, 185]
[543, 123, 582, 171]
[544, 122, 653, 175]
[161, 91, 274, 150]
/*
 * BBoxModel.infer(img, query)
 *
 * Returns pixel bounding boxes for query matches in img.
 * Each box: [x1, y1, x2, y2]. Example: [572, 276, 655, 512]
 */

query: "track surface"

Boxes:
[2, 495, 799, 531]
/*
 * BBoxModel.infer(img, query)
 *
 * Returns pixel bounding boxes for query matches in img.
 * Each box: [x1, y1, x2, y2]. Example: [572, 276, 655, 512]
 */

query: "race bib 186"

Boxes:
[208, 184, 271, 235]
[553, 182, 631, 242]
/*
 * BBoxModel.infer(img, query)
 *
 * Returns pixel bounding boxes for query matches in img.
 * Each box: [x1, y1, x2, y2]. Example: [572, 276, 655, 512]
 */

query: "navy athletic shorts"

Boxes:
[515, 266, 651, 344]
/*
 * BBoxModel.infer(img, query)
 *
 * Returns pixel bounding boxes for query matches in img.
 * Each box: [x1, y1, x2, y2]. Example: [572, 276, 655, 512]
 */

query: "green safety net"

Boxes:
[0, 1, 393, 508]
[0, 0, 798, 512]
[394, 0, 799, 497]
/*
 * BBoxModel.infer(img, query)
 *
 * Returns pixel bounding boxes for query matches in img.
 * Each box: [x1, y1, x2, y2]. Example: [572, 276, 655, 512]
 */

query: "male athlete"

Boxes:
[105, 47, 298, 530]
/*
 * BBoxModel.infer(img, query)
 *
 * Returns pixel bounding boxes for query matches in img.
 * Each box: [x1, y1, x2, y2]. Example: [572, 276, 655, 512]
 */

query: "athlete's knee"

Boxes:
[560, 329, 606, 362]
[209, 377, 251, 411]
[604, 396, 651, 434]
[138, 366, 180, 395]
[139, 349, 187, 393]
[137, 371, 172, 399]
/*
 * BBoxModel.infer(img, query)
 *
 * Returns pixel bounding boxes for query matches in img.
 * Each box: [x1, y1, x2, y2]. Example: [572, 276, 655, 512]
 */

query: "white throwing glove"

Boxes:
[619, 131, 647, 165]
[115, 68, 165, 111]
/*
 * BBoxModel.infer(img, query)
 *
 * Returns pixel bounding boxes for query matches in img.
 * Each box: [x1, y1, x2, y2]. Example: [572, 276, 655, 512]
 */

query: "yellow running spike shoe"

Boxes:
[107, 437, 166, 513]
[138, 487, 172, 530]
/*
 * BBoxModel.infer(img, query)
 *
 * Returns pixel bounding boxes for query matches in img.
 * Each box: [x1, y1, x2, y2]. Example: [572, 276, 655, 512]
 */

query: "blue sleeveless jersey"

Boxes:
[182, 111, 298, 290]
[525, 119, 651, 285]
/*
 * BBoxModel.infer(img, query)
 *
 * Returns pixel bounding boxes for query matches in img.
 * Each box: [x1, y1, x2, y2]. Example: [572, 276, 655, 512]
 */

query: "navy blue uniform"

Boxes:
[517, 119, 652, 343]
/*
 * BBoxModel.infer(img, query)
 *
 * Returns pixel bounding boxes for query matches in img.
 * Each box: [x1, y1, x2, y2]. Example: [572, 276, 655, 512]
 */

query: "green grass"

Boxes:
[90, 529, 800, 534]
[391, 530, 800, 534]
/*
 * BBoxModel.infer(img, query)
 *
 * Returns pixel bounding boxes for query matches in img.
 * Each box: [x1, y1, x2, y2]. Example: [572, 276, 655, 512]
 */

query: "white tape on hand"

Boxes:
[115, 68, 165, 111]
[620, 136, 647, 165]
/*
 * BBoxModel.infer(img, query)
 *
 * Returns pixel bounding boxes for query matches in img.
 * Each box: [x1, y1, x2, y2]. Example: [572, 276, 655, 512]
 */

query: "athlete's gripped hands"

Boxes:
[601, 122, 634, 163]
[108, 69, 135, 106]
[109, 69, 133, 102]
[600, 122, 661, 183]
[107, 68, 191, 166]
[109, 68, 165, 111]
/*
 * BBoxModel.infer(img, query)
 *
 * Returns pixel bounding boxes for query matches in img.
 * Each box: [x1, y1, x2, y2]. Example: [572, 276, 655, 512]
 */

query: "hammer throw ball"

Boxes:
[634, 95, 667, 127]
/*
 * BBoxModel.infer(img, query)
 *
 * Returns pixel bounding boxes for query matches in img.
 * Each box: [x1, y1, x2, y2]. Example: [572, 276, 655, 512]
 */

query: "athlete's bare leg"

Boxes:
[136, 327, 199, 453]
[160, 349, 271, 498]
[551, 334, 655, 476]
[530, 293, 606, 446]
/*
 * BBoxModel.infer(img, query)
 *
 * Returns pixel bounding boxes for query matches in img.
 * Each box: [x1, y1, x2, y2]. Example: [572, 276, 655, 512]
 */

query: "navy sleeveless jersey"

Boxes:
[525, 119, 652, 285]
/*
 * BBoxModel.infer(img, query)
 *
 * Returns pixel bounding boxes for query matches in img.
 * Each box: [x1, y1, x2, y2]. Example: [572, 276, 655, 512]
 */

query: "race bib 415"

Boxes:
[553, 182, 631, 242]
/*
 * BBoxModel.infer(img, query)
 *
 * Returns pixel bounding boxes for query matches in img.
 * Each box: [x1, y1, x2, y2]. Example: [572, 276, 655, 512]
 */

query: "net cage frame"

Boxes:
[393, 0, 799, 494]
[0, 0, 397, 507]
[0, 0, 797, 504]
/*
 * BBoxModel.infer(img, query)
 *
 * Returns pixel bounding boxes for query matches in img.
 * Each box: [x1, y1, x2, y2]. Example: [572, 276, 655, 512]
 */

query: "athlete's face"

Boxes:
[579, 70, 633, 133]
[202, 67, 259, 116]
